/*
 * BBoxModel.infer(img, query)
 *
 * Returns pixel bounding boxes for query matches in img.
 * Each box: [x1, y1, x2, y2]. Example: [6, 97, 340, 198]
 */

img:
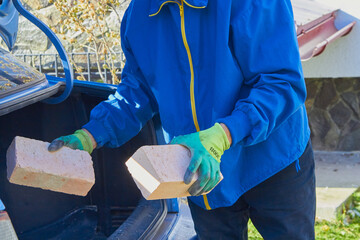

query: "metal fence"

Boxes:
[14, 52, 126, 83]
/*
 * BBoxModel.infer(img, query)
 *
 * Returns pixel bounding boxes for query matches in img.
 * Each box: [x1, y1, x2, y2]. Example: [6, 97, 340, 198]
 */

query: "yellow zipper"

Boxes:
[179, 0, 212, 210]
[178, 1, 200, 133]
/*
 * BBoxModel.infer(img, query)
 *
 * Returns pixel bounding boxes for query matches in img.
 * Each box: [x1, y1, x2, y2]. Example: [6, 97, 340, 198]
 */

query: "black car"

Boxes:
[0, 0, 196, 239]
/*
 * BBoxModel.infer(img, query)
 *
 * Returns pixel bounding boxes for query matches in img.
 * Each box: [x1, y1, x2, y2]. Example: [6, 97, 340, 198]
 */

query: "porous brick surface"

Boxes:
[126, 145, 222, 200]
[6, 136, 95, 196]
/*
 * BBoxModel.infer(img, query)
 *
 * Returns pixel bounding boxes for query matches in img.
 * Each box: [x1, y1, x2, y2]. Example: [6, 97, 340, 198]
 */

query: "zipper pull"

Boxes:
[179, 5, 183, 16]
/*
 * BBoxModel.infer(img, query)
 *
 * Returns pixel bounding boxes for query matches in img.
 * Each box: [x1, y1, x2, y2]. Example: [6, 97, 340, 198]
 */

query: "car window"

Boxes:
[0, 48, 45, 96]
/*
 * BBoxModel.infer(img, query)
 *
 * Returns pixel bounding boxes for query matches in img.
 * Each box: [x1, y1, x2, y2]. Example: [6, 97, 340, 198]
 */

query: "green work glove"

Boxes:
[171, 123, 230, 196]
[48, 129, 94, 154]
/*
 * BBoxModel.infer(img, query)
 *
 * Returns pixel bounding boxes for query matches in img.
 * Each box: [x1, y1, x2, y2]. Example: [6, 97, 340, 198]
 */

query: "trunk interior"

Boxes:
[0, 86, 159, 239]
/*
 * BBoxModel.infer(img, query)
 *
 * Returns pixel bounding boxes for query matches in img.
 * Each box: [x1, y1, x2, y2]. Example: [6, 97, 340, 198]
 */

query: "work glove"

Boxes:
[48, 129, 94, 154]
[171, 123, 230, 196]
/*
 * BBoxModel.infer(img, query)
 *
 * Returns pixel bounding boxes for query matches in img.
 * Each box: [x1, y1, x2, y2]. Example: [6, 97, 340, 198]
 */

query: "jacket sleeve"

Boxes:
[83, 5, 158, 148]
[218, 0, 306, 146]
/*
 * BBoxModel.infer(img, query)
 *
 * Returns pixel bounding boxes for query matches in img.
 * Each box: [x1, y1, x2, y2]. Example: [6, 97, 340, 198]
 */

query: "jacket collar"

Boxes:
[149, 0, 208, 17]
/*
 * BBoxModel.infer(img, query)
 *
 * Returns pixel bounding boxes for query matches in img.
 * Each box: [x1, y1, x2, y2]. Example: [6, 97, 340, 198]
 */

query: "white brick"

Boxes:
[6, 136, 95, 196]
[126, 145, 222, 200]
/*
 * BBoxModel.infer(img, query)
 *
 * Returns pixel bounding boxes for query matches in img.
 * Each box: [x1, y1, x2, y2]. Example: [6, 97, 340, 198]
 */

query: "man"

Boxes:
[49, 0, 315, 239]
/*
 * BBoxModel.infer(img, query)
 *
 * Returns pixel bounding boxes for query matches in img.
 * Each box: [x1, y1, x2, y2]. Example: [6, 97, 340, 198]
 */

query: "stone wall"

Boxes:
[306, 78, 360, 150]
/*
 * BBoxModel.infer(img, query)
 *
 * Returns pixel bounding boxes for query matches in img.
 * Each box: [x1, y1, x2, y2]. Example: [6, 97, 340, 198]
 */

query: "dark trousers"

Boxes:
[188, 141, 316, 240]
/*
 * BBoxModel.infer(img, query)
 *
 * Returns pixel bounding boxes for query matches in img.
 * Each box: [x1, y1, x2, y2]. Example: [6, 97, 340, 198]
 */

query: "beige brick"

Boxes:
[6, 136, 95, 196]
[126, 145, 222, 200]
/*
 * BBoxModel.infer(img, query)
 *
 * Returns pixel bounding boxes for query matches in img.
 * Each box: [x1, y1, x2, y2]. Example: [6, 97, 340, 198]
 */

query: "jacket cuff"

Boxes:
[83, 120, 110, 148]
[217, 110, 252, 146]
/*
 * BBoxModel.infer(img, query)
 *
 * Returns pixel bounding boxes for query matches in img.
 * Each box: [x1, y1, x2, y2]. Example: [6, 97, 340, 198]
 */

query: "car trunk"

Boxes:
[0, 83, 167, 239]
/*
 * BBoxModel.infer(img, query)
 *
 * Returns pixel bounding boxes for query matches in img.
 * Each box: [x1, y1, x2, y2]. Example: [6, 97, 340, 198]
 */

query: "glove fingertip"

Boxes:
[48, 140, 64, 152]
[189, 189, 197, 196]
[188, 183, 200, 196]
[184, 169, 195, 184]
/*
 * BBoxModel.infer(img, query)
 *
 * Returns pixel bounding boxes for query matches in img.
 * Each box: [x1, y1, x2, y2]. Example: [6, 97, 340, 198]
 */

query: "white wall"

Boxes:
[302, 9, 360, 78]
[315, 0, 360, 17]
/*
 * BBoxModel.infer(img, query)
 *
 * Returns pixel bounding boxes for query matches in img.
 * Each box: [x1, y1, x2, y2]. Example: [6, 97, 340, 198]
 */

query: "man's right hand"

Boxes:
[48, 129, 95, 154]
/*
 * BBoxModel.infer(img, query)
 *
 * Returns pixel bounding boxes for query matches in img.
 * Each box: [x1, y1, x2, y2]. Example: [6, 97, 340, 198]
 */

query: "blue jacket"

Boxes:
[84, 0, 310, 210]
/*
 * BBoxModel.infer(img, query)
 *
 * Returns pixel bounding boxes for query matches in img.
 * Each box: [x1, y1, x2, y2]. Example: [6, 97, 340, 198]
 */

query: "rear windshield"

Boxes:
[0, 48, 45, 95]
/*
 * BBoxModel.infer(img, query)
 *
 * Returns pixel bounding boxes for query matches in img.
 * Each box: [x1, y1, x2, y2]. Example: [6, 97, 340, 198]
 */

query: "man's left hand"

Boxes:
[171, 123, 231, 196]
